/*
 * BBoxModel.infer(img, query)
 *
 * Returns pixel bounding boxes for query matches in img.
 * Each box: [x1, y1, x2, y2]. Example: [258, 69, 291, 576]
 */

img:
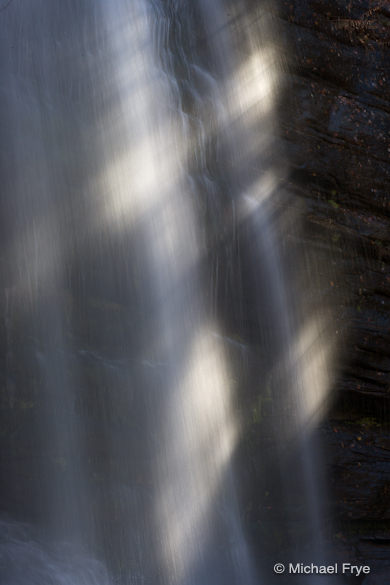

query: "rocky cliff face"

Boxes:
[278, 0, 390, 577]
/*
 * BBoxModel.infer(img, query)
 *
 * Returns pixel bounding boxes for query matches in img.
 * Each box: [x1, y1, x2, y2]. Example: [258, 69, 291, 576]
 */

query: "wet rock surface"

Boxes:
[278, 0, 390, 575]
[279, 0, 390, 403]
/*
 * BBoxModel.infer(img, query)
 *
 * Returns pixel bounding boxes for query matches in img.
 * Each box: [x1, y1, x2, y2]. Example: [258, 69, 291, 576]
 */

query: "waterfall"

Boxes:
[0, 1, 337, 584]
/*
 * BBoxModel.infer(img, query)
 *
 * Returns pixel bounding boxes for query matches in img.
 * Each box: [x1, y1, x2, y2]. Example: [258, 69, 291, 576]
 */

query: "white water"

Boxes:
[99, 2, 255, 583]
[0, 1, 337, 584]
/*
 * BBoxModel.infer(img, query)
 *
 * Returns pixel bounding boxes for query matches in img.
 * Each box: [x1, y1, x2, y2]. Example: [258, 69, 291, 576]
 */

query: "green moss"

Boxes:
[358, 416, 381, 428]
[19, 400, 34, 410]
[52, 456, 67, 471]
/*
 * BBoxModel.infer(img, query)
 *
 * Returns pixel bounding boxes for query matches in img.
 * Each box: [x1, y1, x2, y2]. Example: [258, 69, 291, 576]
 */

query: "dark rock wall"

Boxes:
[279, 0, 390, 575]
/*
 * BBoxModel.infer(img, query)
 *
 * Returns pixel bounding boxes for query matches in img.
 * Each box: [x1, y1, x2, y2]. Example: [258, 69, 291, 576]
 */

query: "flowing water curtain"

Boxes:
[0, 0, 340, 583]
[192, 0, 341, 578]
[0, 0, 100, 549]
[99, 1, 255, 584]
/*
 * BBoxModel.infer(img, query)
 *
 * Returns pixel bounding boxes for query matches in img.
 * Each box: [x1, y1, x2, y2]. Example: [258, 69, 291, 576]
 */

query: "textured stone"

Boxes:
[278, 0, 390, 572]
[279, 0, 390, 405]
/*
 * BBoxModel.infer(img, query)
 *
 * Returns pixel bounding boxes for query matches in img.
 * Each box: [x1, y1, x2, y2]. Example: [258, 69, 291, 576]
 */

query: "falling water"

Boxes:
[0, 1, 338, 584]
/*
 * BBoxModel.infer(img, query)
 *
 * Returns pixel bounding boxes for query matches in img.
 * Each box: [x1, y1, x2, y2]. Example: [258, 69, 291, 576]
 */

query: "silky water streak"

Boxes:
[100, 1, 255, 584]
